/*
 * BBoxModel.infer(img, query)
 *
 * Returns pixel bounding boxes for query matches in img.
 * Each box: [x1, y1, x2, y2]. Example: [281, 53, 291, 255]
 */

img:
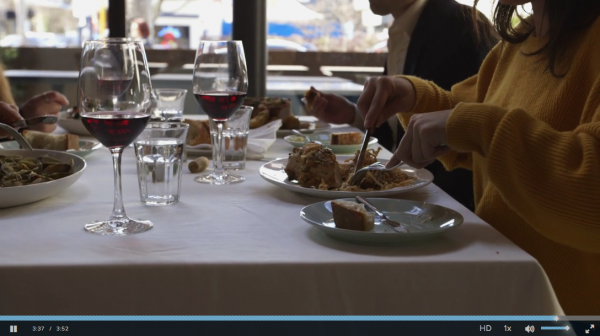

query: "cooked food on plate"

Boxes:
[284, 143, 416, 191]
[0, 155, 76, 187]
[243, 97, 301, 130]
[21, 130, 80, 151]
[330, 132, 362, 145]
[331, 200, 375, 231]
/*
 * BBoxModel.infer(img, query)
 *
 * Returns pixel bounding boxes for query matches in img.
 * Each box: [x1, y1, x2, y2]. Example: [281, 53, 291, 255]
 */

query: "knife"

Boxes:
[353, 128, 373, 175]
[12, 115, 58, 129]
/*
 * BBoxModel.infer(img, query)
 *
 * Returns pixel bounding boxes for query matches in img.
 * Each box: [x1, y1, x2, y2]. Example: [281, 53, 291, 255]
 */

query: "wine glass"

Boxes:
[192, 40, 248, 185]
[78, 38, 153, 235]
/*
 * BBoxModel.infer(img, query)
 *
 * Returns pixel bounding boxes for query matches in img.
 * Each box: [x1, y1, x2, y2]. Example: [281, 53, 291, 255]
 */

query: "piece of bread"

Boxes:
[21, 130, 79, 151]
[330, 132, 362, 145]
[183, 119, 211, 146]
[303, 88, 318, 111]
[331, 200, 375, 231]
[280, 114, 300, 130]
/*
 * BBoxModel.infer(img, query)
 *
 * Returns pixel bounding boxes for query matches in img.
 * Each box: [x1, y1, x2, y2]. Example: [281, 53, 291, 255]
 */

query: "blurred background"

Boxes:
[0, 0, 523, 113]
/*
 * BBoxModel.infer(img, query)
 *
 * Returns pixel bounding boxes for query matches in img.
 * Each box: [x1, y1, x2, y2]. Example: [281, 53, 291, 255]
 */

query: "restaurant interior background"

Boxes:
[0, 0, 513, 114]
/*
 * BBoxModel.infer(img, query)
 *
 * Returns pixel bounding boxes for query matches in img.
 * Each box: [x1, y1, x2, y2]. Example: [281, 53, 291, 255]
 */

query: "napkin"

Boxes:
[247, 119, 282, 154]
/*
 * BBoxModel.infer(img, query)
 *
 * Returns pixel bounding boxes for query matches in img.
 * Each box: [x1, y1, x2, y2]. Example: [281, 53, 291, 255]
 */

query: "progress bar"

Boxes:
[541, 326, 571, 330]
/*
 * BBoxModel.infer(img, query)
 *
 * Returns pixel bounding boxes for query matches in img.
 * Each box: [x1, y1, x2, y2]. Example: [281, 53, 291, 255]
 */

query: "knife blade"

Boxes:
[353, 128, 373, 175]
[12, 115, 58, 129]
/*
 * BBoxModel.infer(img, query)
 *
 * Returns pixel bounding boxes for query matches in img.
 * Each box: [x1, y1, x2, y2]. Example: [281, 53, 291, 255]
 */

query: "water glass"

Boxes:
[152, 88, 187, 121]
[209, 106, 253, 170]
[134, 122, 189, 206]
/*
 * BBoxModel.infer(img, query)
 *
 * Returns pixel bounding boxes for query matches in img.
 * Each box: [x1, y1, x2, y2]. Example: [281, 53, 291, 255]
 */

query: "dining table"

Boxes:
[0, 117, 564, 315]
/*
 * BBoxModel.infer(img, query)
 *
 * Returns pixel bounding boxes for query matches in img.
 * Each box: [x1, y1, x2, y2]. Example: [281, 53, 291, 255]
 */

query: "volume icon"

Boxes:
[526, 325, 535, 333]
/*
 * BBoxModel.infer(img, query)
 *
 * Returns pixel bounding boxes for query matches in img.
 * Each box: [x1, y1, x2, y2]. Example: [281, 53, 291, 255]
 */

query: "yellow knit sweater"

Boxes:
[400, 19, 600, 314]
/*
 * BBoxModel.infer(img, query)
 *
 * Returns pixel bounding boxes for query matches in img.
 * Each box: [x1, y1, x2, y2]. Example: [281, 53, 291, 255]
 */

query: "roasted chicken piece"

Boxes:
[285, 143, 342, 189]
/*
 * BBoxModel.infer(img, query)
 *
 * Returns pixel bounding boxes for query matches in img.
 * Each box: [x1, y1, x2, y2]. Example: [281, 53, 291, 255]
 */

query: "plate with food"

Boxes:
[0, 149, 86, 208]
[57, 108, 92, 136]
[284, 131, 378, 154]
[242, 96, 330, 136]
[300, 198, 463, 245]
[0, 130, 102, 157]
[259, 143, 433, 198]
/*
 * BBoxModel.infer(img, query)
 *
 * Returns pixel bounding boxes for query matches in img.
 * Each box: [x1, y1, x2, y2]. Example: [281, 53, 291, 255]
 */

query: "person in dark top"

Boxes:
[308, 0, 497, 211]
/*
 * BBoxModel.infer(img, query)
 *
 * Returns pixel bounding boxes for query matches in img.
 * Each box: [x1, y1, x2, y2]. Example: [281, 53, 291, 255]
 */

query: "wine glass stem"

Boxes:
[109, 147, 127, 221]
[212, 120, 227, 179]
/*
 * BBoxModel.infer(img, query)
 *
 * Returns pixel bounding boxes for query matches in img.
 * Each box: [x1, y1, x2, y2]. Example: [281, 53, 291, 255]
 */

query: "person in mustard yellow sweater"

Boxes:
[357, 0, 600, 314]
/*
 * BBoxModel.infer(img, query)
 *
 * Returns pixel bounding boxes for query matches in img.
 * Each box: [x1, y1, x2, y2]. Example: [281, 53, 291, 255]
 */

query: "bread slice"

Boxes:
[330, 132, 362, 145]
[21, 130, 79, 151]
[183, 119, 211, 146]
[331, 200, 375, 231]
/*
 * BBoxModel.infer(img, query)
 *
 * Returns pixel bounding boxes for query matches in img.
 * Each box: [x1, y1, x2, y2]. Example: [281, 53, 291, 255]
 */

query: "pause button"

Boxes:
[10, 325, 17, 333]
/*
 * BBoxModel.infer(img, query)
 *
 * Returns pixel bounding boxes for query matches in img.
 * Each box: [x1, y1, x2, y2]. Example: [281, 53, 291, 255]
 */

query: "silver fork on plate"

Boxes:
[355, 196, 409, 233]
[348, 161, 405, 186]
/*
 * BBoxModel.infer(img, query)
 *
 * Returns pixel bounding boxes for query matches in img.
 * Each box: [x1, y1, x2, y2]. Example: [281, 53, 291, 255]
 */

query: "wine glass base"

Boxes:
[194, 173, 244, 185]
[84, 218, 153, 235]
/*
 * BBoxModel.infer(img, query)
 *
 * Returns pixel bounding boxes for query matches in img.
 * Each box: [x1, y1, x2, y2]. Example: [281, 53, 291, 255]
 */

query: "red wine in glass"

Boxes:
[194, 92, 246, 120]
[82, 111, 150, 148]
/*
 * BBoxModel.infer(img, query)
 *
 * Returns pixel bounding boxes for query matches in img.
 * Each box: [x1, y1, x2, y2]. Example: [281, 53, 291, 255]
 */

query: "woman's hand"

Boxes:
[20, 91, 69, 133]
[356, 76, 417, 129]
[0, 102, 23, 138]
[388, 109, 453, 168]
[308, 87, 357, 125]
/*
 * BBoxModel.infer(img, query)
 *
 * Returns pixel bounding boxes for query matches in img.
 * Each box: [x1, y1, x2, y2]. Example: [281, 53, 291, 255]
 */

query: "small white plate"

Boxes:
[0, 139, 103, 157]
[284, 133, 378, 154]
[301, 198, 463, 246]
[276, 120, 331, 137]
[259, 156, 433, 199]
[57, 112, 91, 136]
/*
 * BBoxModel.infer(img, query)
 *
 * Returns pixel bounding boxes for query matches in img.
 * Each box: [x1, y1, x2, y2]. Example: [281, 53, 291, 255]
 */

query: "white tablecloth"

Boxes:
[0, 123, 563, 315]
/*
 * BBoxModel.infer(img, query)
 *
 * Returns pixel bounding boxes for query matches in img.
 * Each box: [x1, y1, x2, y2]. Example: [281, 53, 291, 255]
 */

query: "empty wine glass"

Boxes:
[78, 38, 153, 235]
[192, 40, 248, 185]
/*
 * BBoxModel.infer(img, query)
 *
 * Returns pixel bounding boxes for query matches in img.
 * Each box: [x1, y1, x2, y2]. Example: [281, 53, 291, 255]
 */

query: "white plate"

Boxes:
[57, 112, 91, 136]
[0, 149, 86, 208]
[276, 120, 331, 137]
[0, 139, 103, 157]
[301, 198, 463, 246]
[259, 156, 433, 199]
[284, 133, 378, 154]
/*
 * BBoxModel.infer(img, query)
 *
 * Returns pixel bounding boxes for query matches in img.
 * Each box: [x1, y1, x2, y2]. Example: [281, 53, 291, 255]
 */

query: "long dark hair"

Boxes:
[473, 1, 600, 77]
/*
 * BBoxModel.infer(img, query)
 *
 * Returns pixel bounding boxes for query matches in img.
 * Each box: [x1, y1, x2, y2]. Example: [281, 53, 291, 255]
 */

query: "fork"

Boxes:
[348, 161, 405, 186]
[355, 196, 409, 233]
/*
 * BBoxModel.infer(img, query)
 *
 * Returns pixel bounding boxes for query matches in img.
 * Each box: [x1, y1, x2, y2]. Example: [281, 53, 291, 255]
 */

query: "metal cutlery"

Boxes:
[12, 115, 58, 129]
[291, 129, 322, 145]
[349, 160, 405, 186]
[355, 196, 409, 233]
[0, 123, 33, 150]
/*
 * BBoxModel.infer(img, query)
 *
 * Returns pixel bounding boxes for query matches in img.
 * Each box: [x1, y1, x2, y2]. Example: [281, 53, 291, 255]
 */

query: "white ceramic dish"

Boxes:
[276, 120, 331, 137]
[259, 156, 433, 199]
[0, 139, 103, 157]
[0, 149, 86, 208]
[301, 198, 463, 246]
[57, 112, 91, 136]
[284, 133, 378, 154]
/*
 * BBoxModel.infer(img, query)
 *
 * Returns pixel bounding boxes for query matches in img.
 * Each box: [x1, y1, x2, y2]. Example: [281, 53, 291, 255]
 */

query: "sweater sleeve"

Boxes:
[446, 97, 600, 254]
[394, 43, 502, 170]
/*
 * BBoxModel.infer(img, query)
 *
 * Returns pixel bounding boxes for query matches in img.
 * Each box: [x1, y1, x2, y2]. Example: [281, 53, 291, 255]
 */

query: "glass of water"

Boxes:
[152, 88, 187, 121]
[134, 122, 189, 206]
[209, 105, 253, 170]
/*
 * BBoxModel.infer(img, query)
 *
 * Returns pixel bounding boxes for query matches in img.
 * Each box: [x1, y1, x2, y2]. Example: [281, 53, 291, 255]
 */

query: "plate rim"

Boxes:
[259, 156, 434, 198]
[300, 197, 464, 237]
